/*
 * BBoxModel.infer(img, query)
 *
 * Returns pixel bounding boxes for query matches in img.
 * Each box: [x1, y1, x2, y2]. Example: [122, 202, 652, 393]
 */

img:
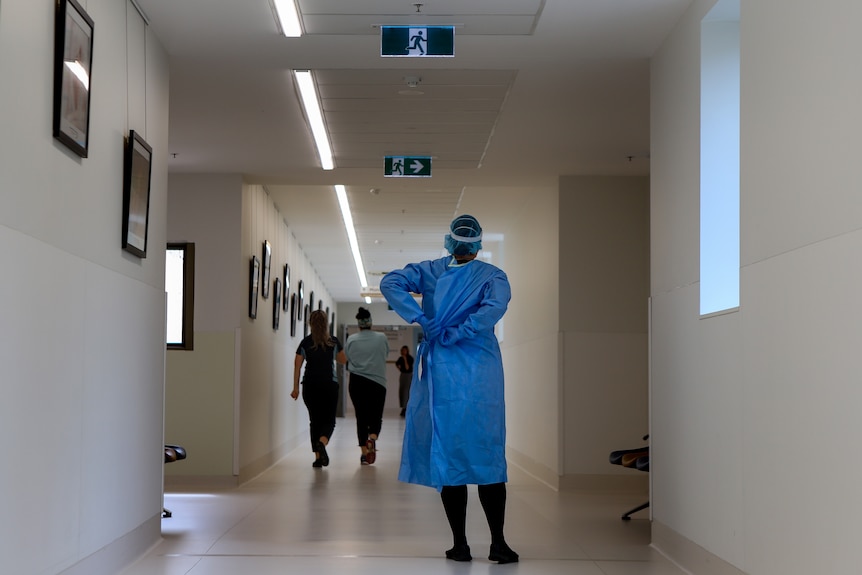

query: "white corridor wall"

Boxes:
[650, 0, 862, 573]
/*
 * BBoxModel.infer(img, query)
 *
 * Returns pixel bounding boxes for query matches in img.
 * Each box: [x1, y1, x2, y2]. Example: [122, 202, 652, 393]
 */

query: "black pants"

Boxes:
[302, 380, 339, 450]
[348, 373, 386, 445]
[398, 372, 412, 408]
[441, 483, 508, 546]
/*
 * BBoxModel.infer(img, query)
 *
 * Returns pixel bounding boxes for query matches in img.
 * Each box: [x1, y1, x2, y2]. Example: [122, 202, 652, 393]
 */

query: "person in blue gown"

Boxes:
[380, 214, 519, 564]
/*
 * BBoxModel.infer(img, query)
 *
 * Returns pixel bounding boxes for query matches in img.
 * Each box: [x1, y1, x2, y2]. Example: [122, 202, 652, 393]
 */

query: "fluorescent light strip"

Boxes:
[334, 185, 371, 303]
[270, 0, 302, 37]
[294, 70, 334, 170]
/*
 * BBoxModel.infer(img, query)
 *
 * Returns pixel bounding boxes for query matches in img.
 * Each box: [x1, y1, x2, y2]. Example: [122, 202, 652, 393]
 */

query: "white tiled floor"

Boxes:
[123, 416, 683, 575]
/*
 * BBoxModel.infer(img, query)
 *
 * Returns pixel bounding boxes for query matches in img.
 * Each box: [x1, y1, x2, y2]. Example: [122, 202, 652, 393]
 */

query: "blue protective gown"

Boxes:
[380, 256, 511, 490]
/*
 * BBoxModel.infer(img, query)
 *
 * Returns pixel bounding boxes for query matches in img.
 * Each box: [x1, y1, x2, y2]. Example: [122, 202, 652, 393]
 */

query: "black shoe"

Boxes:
[488, 542, 519, 564]
[445, 544, 472, 562]
[312, 459, 323, 468]
[316, 441, 329, 467]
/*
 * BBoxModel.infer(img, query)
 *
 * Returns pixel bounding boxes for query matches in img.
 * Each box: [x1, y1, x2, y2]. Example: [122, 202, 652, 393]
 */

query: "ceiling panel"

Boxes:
[136, 0, 692, 301]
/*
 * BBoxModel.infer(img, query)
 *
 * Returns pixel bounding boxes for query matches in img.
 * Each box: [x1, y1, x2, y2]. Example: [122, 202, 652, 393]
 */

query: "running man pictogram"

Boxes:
[406, 29, 426, 55]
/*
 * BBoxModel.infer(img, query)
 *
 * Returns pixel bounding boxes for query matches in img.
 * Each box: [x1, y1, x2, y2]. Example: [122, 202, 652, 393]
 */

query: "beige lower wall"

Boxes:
[165, 331, 237, 477]
[652, 521, 748, 575]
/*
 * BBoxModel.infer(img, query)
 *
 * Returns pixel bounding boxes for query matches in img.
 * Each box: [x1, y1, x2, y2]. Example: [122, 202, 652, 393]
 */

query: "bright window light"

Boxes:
[270, 0, 302, 37]
[165, 243, 195, 350]
[700, 0, 740, 316]
[294, 70, 334, 170]
[334, 185, 369, 302]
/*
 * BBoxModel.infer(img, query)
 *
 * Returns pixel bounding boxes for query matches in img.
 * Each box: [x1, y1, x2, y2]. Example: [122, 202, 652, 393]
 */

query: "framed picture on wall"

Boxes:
[289, 293, 297, 336]
[261, 241, 272, 299]
[297, 280, 304, 320]
[282, 264, 290, 312]
[303, 304, 309, 336]
[249, 255, 260, 319]
[53, 0, 94, 157]
[308, 291, 315, 316]
[272, 277, 281, 330]
[121, 130, 153, 258]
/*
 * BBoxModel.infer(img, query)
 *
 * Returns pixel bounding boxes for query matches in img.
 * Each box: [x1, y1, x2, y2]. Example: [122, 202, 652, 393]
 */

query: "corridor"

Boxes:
[122, 416, 680, 575]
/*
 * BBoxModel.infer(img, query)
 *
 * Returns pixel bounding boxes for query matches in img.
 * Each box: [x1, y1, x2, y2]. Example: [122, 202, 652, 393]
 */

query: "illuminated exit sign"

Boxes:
[380, 26, 455, 57]
[384, 156, 432, 177]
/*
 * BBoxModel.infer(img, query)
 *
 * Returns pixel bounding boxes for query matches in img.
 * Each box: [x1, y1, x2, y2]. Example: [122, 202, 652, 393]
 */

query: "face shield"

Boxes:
[444, 214, 483, 255]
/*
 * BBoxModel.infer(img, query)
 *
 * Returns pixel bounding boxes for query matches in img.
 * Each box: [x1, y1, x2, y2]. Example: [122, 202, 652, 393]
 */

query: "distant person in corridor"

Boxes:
[380, 214, 519, 564]
[395, 345, 414, 417]
[292, 309, 347, 468]
[345, 307, 390, 465]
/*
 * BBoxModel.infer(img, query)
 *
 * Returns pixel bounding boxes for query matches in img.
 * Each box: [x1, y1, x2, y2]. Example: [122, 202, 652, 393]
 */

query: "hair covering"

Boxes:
[356, 306, 372, 328]
[444, 214, 483, 256]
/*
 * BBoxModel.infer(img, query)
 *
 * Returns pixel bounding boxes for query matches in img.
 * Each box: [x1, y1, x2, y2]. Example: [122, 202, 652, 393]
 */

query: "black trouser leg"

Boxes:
[478, 483, 519, 563]
[440, 485, 468, 547]
[303, 381, 338, 450]
[478, 483, 507, 544]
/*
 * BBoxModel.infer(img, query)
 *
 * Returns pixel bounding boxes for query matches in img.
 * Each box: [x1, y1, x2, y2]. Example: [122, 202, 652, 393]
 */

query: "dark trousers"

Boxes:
[398, 372, 412, 408]
[441, 483, 508, 546]
[348, 373, 386, 446]
[302, 380, 339, 450]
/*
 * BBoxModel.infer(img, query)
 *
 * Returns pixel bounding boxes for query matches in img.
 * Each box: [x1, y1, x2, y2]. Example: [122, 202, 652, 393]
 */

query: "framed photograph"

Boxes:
[303, 304, 309, 336]
[297, 280, 304, 319]
[121, 130, 153, 258]
[308, 291, 315, 315]
[272, 277, 281, 330]
[282, 264, 290, 312]
[249, 256, 260, 319]
[53, 0, 94, 158]
[289, 293, 297, 336]
[329, 309, 335, 337]
[261, 241, 272, 299]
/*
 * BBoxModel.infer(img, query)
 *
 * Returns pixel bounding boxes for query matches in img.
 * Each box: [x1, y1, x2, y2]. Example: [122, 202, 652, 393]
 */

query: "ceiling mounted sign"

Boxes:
[380, 26, 455, 57]
[384, 156, 432, 177]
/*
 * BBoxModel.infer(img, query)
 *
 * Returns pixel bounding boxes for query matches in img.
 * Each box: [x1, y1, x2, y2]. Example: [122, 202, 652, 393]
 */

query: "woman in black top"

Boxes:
[395, 345, 414, 417]
[292, 309, 347, 467]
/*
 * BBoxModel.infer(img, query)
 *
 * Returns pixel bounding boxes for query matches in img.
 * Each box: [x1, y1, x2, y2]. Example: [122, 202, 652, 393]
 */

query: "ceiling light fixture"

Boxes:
[334, 185, 371, 303]
[269, 0, 303, 37]
[294, 70, 334, 170]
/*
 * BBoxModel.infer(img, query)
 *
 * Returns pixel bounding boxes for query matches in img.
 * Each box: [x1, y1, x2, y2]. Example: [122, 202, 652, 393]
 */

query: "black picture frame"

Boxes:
[261, 241, 272, 299]
[272, 277, 281, 330]
[53, 0, 94, 158]
[297, 280, 304, 319]
[249, 255, 260, 319]
[282, 264, 290, 312]
[308, 291, 315, 316]
[121, 130, 153, 258]
[303, 304, 309, 336]
[289, 293, 297, 336]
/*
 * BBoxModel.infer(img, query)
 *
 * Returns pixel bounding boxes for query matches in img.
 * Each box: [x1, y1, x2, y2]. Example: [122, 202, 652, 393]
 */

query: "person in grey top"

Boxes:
[345, 307, 390, 464]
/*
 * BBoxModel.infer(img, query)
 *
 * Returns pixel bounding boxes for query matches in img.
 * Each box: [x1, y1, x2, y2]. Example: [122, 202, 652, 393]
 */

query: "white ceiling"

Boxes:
[136, 0, 691, 302]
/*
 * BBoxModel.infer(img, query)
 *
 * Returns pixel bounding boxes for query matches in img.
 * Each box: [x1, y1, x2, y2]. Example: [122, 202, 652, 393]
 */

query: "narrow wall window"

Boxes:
[166, 242, 195, 349]
[700, 0, 740, 316]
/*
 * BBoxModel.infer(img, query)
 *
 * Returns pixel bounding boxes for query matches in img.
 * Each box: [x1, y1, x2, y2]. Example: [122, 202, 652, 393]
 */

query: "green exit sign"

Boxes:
[385, 156, 432, 177]
[380, 26, 455, 57]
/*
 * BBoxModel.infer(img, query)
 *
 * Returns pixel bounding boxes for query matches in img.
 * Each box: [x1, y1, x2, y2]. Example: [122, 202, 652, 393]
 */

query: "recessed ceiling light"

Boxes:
[270, 0, 302, 37]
